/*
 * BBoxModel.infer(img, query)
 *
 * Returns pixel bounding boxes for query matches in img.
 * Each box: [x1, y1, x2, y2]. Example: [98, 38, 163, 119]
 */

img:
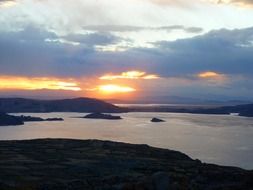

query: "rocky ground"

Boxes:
[0, 139, 252, 190]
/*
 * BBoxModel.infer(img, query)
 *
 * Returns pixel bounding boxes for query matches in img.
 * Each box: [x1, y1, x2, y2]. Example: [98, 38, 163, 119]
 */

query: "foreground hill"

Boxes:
[0, 139, 252, 190]
[0, 97, 125, 113]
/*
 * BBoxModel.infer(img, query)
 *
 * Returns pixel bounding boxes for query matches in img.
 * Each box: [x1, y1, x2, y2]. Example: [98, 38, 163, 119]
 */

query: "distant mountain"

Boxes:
[106, 96, 252, 105]
[128, 103, 253, 117]
[189, 103, 253, 117]
[0, 97, 126, 113]
[198, 104, 253, 117]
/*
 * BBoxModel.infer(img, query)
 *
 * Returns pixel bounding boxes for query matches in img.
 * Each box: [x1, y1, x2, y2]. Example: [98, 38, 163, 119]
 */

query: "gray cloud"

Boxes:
[231, 0, 253, 5]
[63, 32, 121, 46]
[0, 25, 253, 99]
[151, 27, 253, 77]
[1, 25, 253, 78]
[218, 0, 253, 6]
[82, 25, 203, 33]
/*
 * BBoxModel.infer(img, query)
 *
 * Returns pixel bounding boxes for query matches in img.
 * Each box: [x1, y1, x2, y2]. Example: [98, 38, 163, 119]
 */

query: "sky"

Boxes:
[0, 0, 253, 102]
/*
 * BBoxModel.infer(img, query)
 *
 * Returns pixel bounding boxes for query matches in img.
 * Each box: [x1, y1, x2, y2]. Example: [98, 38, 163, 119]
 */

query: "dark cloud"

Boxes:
[152, 27, 253, 77]
[0, 25, 253, 99]
[1, 25, 253, 78]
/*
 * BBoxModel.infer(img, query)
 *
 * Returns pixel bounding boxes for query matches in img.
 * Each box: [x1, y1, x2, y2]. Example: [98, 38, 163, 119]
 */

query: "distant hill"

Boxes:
[0, 97, 126, 113]
[106, 96, 252, 105]
[0, 97, 252, 117]
[129, 103, 253, 117]
[197, 104, 253, 117]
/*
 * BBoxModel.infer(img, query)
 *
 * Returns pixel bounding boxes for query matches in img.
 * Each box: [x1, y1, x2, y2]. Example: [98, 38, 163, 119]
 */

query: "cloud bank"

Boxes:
[0, 25, 253, 99]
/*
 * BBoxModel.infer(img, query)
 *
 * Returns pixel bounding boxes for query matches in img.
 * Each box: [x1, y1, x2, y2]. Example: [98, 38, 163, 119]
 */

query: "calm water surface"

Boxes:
[0, 112, 253, 169]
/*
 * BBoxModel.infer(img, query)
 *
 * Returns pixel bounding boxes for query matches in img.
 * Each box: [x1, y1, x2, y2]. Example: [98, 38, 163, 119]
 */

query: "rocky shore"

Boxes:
[0, 139, 252, 190]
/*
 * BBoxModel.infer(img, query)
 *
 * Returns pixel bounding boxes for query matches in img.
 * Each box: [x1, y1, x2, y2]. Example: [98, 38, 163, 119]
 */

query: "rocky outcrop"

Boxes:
[20, 115, 64, 122]
[0, 139, 252, 190]
[83, 113, 122, 120]
[151, 118, 165, 122]
[19, 115, 44, 122]
[45, 118, 64, 121]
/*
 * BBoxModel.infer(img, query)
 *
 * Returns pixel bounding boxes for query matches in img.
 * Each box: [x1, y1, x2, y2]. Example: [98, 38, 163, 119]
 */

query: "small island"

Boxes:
[45, 118, 64, 121]
[82, 113, 122, 120]
[151, 117, 165, 122]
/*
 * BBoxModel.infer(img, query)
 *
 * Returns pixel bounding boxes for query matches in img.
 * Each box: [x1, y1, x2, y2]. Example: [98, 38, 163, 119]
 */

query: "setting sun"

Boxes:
[98, 84, 136, 94]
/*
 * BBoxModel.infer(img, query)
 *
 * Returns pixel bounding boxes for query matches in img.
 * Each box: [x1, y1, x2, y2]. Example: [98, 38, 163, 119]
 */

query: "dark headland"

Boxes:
[0, 139, 252, 190]
[0, 112, 63, 126]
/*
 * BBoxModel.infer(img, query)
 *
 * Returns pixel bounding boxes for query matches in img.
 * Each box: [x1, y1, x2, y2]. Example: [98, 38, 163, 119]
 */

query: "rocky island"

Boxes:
[151, 117, 165, 122]
[83, 113, 122, 120]
[0, 139, 252, 190]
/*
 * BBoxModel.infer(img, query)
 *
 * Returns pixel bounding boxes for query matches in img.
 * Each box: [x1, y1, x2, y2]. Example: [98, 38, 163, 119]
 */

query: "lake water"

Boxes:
[1, 112, 253, 169]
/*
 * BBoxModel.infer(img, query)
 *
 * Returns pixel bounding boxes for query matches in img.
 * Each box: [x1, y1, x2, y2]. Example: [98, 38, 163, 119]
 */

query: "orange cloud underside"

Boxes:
[198, 71, 221, 78]
[197, 71, 228, 86]
[0, 76, 81, 91]
[99, 71, 159, 80]
[0, 71, 156, 98]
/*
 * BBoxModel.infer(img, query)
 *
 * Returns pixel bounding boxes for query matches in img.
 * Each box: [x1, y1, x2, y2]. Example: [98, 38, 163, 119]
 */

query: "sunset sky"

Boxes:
[0, 0, 253, 102]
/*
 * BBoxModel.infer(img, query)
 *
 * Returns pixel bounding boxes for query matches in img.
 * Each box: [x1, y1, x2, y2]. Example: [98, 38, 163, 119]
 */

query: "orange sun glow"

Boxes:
[98, 84, 136, 94]
[0, 76, 81, 91]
